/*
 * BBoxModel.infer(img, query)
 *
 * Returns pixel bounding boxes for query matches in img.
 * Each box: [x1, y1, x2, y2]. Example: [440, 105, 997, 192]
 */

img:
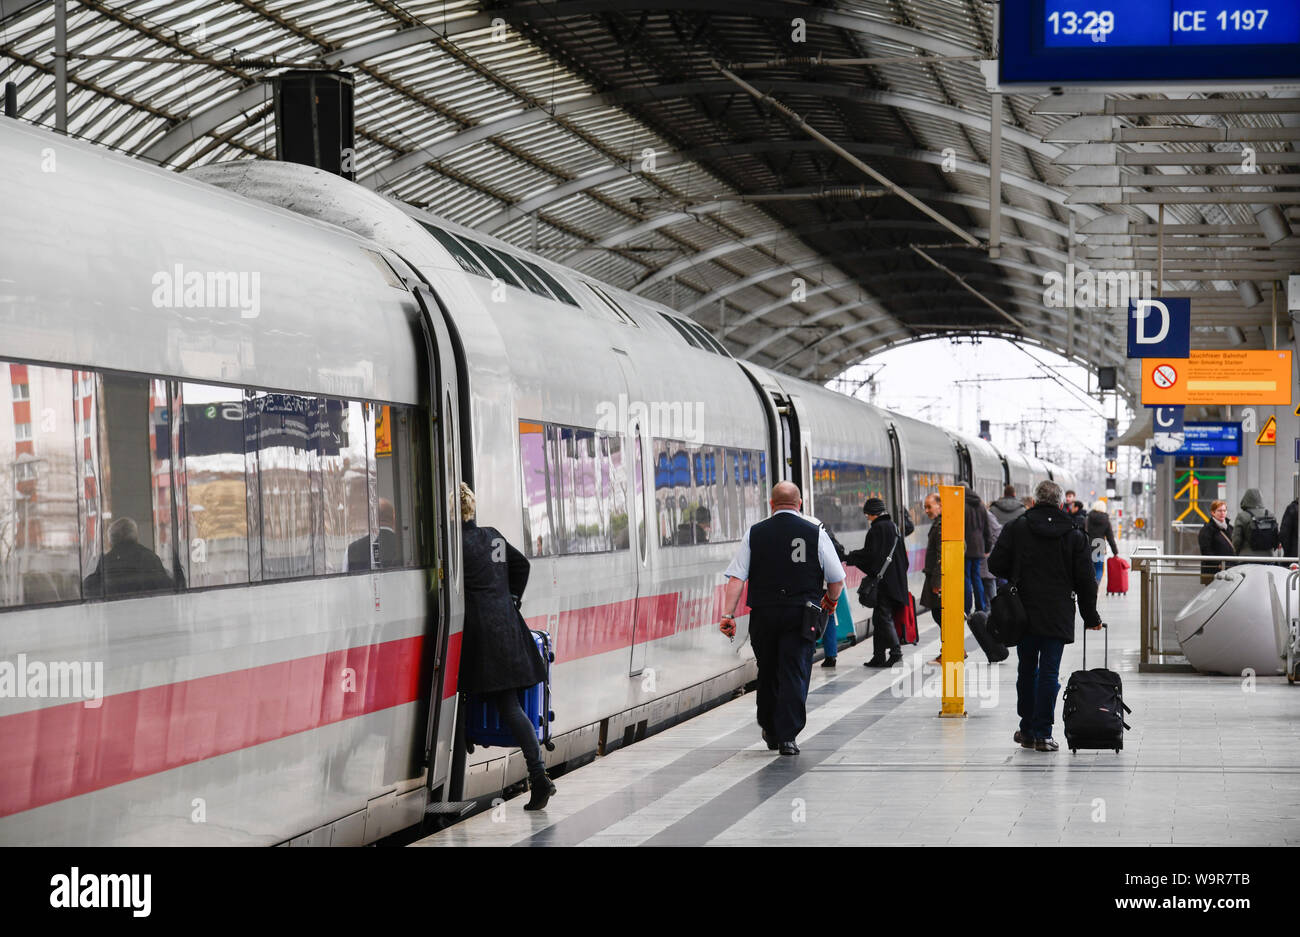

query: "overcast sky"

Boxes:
[827, 337, 1138, 502]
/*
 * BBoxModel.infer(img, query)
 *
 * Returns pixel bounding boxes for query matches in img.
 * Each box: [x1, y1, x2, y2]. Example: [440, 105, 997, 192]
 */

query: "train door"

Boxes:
[611, 352, 649, 676]
[955, 441, 973, 487]
[409, 285, 465, 801]
[786, 392, 812, 503]
[887, 423, 906, 521]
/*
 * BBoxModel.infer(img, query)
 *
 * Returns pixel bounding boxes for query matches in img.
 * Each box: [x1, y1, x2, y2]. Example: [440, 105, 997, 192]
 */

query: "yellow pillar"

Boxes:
[939, 485, 966, 717]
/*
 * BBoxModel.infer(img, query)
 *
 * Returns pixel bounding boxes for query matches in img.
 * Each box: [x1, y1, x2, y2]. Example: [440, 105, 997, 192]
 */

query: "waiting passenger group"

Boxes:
[1196, 487, 1295, 584]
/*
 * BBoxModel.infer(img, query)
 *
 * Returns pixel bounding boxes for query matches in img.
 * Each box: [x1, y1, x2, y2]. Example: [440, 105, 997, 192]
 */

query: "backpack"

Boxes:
[1247, 511, 1280, 551]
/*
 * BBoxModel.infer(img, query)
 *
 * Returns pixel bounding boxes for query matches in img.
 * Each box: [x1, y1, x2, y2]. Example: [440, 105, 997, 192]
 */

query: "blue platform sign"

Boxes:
[1128, 297, 1191, 359]
[1000, 0, 1300, 84]
[1150, 421, 1243, 457]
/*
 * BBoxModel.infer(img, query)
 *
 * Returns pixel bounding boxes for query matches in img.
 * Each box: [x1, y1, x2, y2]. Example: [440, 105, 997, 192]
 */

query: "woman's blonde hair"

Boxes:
[1092, 499, 1108, 514]
[459, 482, 476, 522]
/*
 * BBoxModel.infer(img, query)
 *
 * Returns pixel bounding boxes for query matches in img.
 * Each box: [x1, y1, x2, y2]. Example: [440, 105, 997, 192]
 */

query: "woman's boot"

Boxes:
[524, 770, 556, 811]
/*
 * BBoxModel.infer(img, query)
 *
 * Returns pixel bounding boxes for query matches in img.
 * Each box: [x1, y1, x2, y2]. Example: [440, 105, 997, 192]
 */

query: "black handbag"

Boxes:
[988, 547, 1028, 646]
[857, 531, 901, 609]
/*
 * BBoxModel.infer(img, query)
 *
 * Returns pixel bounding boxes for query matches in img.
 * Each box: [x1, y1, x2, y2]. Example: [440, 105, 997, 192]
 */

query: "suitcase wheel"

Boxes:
[466, 741, 476, 754]
[548, 651, 555, 663]
[548, 710, 555, 721]
[544, 741, 555, 751]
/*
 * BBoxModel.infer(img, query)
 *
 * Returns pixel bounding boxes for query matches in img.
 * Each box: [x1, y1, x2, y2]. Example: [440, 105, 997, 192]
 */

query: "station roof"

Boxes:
[2, 0, 1298, 400]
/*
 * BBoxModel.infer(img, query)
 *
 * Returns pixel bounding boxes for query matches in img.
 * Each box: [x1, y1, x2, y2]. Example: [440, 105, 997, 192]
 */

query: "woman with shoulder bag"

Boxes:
[458, 483, 555, 810]
[1198, 500, 1236, 585]
[845, 497, 909, 668]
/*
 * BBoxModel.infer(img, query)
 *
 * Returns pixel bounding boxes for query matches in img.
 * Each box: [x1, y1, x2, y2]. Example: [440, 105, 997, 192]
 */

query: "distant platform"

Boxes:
[415, 585, 1300, 847]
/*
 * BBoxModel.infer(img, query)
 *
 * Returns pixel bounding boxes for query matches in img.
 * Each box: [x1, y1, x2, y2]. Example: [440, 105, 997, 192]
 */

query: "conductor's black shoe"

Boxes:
[762, 730, 778, 751]
[779, 742, 799, 756]
[1034, 738, 1060, 752]
[821, 657, 837, 668]
[524, 772, 556, 810]
[864, 656, 890, 667]
[886, 652, 903, 666]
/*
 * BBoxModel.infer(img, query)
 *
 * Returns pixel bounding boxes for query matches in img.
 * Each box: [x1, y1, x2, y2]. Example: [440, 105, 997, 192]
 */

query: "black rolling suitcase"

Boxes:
[966, 610, 1008, 663]
[1062, 624, 1131, 753]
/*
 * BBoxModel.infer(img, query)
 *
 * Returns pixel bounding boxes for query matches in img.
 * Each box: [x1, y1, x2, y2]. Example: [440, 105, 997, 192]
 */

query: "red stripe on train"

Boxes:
[0, 636, 424, 818]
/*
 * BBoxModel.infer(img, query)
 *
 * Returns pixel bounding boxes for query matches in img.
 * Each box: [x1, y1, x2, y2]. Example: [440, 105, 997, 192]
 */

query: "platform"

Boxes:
[415, 587, 1300, 847]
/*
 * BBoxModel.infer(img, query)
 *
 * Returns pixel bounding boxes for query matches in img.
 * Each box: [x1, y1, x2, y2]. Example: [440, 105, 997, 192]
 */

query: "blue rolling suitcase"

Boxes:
[466, 629, 556, 752]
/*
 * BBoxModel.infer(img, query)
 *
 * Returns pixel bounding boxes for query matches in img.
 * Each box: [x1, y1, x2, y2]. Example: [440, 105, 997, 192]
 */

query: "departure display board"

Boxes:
[1001, 0, 1300, 84]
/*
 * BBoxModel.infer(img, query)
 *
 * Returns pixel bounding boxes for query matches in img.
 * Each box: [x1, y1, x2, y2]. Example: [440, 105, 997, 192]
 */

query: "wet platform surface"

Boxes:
[415, 586, 1300, 847]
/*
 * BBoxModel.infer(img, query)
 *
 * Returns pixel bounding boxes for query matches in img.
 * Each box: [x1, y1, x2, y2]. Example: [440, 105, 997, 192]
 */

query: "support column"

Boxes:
[940, 484, 966, 717]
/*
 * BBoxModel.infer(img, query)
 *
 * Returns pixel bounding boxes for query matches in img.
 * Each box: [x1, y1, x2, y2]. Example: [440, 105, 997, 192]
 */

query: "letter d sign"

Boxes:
[1127, 296, 1189, 359]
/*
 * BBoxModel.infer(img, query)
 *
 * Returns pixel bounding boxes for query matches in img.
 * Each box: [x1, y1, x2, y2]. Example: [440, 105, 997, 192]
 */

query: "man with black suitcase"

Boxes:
[719, 481, 845, 756]
[988, 480, 1103, 752]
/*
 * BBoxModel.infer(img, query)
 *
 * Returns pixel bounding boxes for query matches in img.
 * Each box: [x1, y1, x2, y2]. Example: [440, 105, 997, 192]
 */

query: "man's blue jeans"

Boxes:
[1016, 633, 1066, 740]
[965, 558, 987, 612]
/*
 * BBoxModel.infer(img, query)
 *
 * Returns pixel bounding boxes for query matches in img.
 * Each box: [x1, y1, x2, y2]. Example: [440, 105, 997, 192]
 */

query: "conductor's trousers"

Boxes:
[749, 605, 815, 744]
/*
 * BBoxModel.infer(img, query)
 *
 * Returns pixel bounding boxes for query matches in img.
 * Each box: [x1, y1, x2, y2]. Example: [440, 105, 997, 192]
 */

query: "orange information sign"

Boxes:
[1141, 350, 1292, 406]
[375, 404, 392, 457]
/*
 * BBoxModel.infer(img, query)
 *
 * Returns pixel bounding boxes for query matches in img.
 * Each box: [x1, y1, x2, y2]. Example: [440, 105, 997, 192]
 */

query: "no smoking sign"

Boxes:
[1152, 364, 1178, 389]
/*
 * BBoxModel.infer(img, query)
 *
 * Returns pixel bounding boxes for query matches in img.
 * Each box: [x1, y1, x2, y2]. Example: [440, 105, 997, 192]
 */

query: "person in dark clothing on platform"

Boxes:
[346, 498, 398, 570]
[83, 517, 175, 598]
[989, 484, 1026, 528]
[964, 490, 992, 614]
[846, 497, 910, 668]
[1085, 500, 1120, 583]
[1067, 500, 1088, 530]
[1198, 499, 1237, 584]
[1233, 488, 1280, 558]
[458, 484, 554, 810]
[988, 479, 1103, 753]
[1282, 498, 1299, 561]
[719, 481, 845, 755]
[918, 494, 943, 627]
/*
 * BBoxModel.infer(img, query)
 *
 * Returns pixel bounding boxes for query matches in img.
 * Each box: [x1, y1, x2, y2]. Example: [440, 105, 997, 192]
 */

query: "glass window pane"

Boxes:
[178, 383, 250, 587]
[1, 363, 81, 607]
[633, 435, 646, 558]
[374, 404, 431, 568]
[606, 435, 629, 551]
[419, 221, 489, 277]
[453, 235, 522, 288]
[519, 420, 551, 557]
[525, 262, 579, 305]
[493, 250, 553, 299]
[80, 372, 178, 600]
[248, 391, 321, 580]
[574, 430, 600, 553]
[322, 400, 372, 574]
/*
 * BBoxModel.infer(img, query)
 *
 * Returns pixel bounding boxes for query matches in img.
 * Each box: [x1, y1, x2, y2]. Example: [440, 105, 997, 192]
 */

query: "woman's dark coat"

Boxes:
[1198, 518, 1236, 577]
[987, 503, 1100, 643]
[846, 513, 910, 607]
[963, 491, 992, 558]
[459, 521, 546, 694]
[1084, 510, 1119, 558]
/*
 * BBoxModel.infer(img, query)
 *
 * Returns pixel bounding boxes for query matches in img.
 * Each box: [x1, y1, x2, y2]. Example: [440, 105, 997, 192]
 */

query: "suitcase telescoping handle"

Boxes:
[1082, 620, 1108, 669]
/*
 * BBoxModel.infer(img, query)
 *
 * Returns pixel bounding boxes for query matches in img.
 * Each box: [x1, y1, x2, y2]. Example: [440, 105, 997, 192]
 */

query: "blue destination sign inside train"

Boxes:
[1001, 0, 1300, 82]
[1043, 2, 1300, 47]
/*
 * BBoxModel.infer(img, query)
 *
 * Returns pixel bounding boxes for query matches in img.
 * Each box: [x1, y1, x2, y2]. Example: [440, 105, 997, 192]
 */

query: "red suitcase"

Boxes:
[1105, 556, 1130, 596]
[893, 593, 919, 645]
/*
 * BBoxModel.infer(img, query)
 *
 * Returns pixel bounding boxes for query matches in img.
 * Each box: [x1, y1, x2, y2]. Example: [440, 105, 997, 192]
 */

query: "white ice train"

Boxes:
[0, 121, 1076, 846]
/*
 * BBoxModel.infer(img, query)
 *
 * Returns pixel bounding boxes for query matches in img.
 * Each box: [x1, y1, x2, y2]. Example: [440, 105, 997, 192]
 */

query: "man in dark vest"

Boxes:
[719, 481, 845, 756]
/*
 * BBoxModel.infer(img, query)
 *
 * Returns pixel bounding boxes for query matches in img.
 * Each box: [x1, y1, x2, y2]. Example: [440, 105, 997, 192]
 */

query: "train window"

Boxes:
[247, 391, 323, 579]
[78, 373, 181, 600]
[907, 470, 956, 535]
[372, 404, 431, 569]
[419, 222, 489, 278]
[453, 235, 523, 289]
[681, 319, 729, 356]
[633, 434, 647, 558]
[519, 421, 552, 557]
[322, 400, 374, 574]
[491, 249, 554, 300]
[178, 383, 252, 588]
[517, 420, 627, 557]
[0, 363, 81, 607]
[660, 314, 703, 349]
[811, 458, 889, 536]
[653, 440, 751, 546]
[524, 262, 579, 306]
[583, 283, 638, 327]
